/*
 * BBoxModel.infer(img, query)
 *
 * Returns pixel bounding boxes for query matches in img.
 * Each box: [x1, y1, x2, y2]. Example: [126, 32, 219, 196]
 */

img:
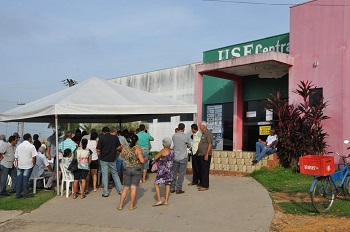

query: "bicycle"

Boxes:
[310, 143, 350, 213]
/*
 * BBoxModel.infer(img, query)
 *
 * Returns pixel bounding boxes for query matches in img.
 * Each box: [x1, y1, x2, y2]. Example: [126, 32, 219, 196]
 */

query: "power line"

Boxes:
[202, 0, 293, 5]
[201, 0, 350, 6]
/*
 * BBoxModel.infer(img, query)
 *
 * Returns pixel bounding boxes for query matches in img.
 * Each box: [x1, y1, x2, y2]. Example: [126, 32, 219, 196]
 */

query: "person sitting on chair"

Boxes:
[252, 129, 278, 165]
[36, 145, 55, 191]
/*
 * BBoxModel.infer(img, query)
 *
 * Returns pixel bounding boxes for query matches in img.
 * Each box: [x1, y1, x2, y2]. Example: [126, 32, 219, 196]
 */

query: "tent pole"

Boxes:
[55, 115, 60, 196]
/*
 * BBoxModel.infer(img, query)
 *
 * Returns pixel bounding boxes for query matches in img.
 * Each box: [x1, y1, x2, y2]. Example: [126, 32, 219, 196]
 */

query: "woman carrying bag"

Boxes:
[118, 134, 147, 210]
[152, 137, 174, 206]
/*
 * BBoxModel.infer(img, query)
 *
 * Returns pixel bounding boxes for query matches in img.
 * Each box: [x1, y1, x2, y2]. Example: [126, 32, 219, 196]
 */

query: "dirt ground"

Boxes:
[269, 191, 350, 231]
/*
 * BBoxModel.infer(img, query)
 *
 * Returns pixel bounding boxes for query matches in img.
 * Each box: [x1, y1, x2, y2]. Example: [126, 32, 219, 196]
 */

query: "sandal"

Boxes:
[129, 206, 137, 210]
[162, 201, 168, 205]
[81, 195, 86, 199]
[152, 201, 163, 207]
[117, 207, 123, 210]
[73, 194, 77, 199]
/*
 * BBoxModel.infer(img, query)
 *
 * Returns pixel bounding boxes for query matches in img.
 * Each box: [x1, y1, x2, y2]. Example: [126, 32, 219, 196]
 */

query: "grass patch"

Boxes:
[251, 167, 312, 192]
[0, 189, 56, 212]
[251, 167, 350, 216]
[278, 198, 350, 216]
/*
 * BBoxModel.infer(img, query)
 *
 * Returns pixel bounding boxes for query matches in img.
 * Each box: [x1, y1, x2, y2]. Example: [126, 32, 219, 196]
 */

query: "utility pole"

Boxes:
[17, 103, 25, 137]
[62, 79, 78, 131]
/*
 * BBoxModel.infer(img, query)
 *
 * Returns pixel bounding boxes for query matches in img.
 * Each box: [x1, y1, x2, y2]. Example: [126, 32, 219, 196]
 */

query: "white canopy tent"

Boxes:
[0, 77, 197, 195]
[0, 77, 197, 123]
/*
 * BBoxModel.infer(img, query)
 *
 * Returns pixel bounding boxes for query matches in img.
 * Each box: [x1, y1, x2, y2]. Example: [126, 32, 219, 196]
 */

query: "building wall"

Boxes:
[110, 63, 199, 104]
[149, 117, 193, 151]
[109, 63, 199, 151]
[289, 0, 350, 157]
[243, 75, 289, 101]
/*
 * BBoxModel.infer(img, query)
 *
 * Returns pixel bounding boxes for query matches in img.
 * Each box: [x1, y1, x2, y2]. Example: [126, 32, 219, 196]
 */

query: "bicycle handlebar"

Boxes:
[327, 151, 350, 161]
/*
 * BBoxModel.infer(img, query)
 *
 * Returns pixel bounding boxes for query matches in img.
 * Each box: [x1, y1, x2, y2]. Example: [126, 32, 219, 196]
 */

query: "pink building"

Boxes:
[290, 0, 350, 157]
[196, 0, 350, 159]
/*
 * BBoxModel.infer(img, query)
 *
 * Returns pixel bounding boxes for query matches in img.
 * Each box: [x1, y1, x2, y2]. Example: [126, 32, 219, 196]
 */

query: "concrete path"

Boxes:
[0, 174, 274, 232]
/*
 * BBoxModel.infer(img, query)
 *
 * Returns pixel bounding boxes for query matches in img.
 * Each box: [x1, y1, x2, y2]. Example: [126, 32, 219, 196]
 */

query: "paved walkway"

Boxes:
[0, 174, 274, 232]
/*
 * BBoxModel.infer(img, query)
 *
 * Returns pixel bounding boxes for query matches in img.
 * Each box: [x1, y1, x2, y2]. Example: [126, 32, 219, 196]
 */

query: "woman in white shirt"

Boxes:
[87, 132, 99, 192]
[73, 139, 92, 199]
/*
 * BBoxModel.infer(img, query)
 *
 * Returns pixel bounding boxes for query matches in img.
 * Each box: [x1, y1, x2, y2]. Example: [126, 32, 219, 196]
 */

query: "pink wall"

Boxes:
[194, 69, 203, 124]
[195, 66, 244, 150]
[289, 0, 350, 157]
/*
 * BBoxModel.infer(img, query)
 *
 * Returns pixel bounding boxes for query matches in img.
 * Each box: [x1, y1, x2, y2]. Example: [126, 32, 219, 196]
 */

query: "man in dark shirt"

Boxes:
[32, 134, 41, 151]
[96, 126, 122, 197]
[72, 129, 82, 145]
[197, 121, 213, 191]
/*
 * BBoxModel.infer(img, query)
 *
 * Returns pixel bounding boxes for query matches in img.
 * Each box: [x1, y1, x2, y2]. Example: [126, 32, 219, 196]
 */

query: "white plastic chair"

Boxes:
[30, 165, 46, 194]
[60, 163, 81, 198]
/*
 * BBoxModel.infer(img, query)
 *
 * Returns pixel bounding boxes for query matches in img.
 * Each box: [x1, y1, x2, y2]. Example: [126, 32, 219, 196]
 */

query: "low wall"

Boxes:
[187, 151, 280, 176]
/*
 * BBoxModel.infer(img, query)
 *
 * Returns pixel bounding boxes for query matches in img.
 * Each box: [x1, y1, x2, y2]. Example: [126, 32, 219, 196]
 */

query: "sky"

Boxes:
[0, 0, 306, 140]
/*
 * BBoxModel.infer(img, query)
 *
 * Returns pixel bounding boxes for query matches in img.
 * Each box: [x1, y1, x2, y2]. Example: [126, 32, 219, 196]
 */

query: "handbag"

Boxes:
[67, 158, 78, 172]
[151, 161, 158, 172]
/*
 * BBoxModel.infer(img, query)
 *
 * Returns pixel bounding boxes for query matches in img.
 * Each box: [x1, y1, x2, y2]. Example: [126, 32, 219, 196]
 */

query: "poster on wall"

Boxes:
[206, 104, 223, 150]
[259, 125, 271, 135]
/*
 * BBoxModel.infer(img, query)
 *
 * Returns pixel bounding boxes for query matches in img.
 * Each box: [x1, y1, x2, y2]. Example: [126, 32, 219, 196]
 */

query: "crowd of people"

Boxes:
[0, 121, 215, 209]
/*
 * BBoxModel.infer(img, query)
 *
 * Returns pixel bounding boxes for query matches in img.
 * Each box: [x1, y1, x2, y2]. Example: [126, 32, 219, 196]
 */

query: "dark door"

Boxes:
[243, 100, 272, 151]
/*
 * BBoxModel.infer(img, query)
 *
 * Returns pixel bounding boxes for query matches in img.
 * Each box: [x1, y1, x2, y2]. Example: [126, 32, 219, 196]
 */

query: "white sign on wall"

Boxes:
[266, 109, 273, 121]
[246, 111, 256, 118]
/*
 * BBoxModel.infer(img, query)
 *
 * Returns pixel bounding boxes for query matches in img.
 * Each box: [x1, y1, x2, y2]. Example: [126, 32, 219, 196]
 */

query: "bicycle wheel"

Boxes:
[310, 177, 335, 213]
[344, 176, 350, 196]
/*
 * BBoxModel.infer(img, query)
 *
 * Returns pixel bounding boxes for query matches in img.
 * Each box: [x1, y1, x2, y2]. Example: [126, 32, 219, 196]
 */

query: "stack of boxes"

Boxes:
[187, 151, 278, 175]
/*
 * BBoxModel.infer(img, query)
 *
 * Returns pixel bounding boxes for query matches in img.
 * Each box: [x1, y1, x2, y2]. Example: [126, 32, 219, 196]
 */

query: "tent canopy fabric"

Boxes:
[0, 77, 197, 123]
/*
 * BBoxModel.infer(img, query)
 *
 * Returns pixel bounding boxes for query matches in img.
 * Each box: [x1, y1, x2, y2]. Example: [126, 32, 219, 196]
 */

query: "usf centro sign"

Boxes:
[203, 33, 290, 63]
